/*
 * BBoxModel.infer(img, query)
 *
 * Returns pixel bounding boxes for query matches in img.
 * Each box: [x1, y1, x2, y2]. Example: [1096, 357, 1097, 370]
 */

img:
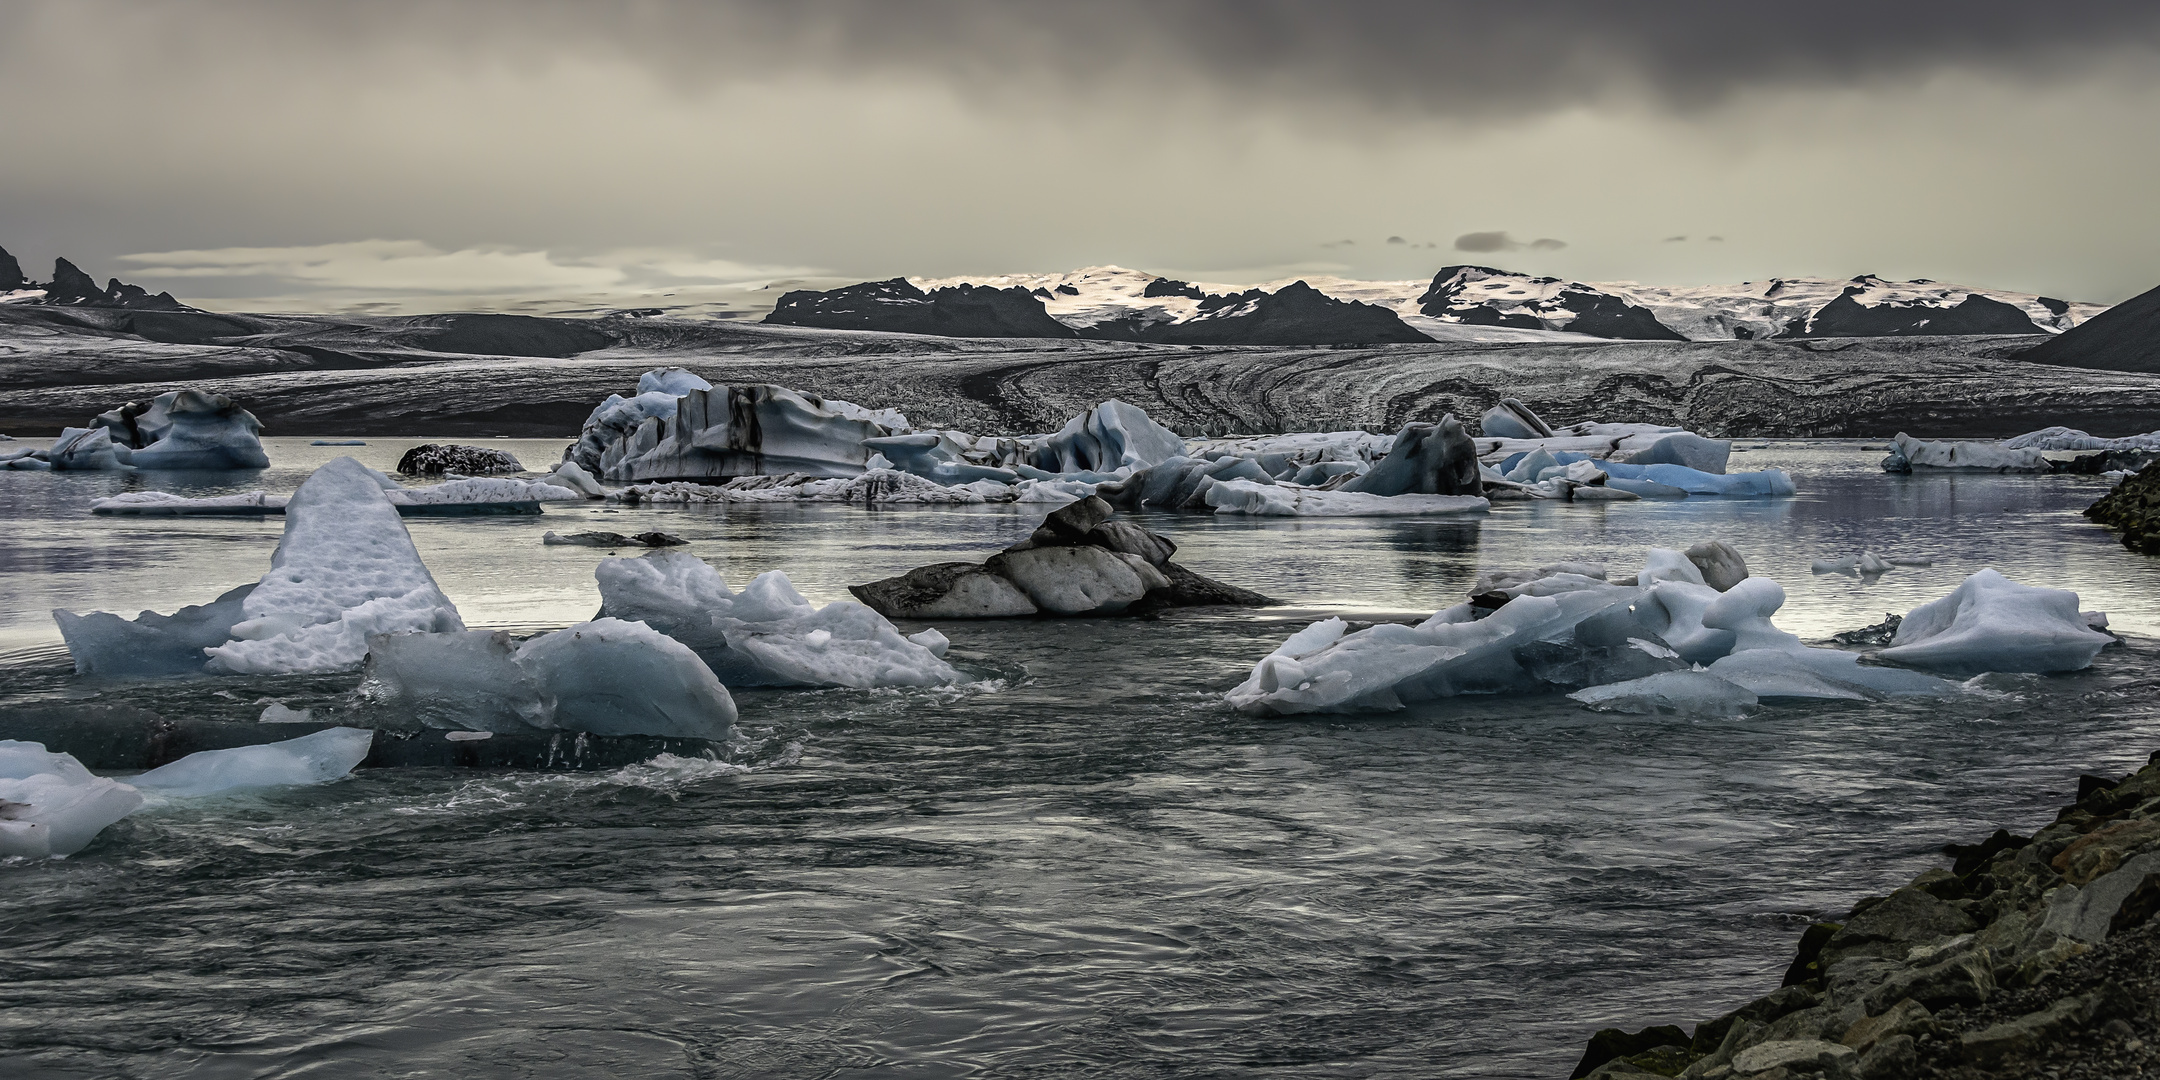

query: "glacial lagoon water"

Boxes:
[1, 438, 2156, 1078]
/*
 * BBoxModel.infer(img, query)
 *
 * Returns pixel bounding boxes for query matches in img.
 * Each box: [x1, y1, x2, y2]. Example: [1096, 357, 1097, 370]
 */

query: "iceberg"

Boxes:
[0, 741, 144, 858]
[1097, 455, 1276, 510]
[99, 389, 270, 470]
[595, 550, 959, 687]
[1026, 400, 1187, 474]
[1477, 397, 1555, 440]
[48, 426, 133, 470]
[130, 727, 375, 796]
[2002, 426, 2160, 452]
[360, 619, 739, 739]
[1568, 670, 1758, 717]
[88, 476, 580, 517]
[1875, 569, 2115, 674]
[639, 366, 713, 397]
[1340, 416, 1481, 496]
[1880, 432, 2049, 473]
[204, 457, 466, 674]
[588, 383, 896, 482]
[53, 584, 256, 676]
[1204, 479, 1490, 518]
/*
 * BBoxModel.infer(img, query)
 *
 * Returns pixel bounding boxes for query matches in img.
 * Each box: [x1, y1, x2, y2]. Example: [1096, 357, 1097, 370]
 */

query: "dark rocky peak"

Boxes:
[1416, 264, 1543, 308]
[40, 257, 186, 310]
[1156, 279, 1428, 345]
[0, 245, 22, 291]
[1418, 265, 1682, 340]
[1055, 284, 1079, 295]
[2019, 280, 2160, 373]
[1143, 277, 1206, 300]
[764, 277, 1076, 339]
[1792, 290, 2044, 338]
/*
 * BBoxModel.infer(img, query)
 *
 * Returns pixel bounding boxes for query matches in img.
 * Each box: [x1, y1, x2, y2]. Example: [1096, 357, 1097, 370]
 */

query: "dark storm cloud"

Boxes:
[40, 1, 2160, 117]
[1455, 233, 1567, 253]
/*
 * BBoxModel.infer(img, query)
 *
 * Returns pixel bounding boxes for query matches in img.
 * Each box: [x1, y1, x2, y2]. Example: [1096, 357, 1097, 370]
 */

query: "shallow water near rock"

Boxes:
[1, 438, 2156, 1078]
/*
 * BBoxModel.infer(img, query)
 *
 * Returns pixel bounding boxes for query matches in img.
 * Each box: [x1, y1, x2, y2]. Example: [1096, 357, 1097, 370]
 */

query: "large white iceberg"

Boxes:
[1881, 433, 2049, 472]
[1875, 569, 2114, 674]
[2002, 426, 2160, 453]
[360, 618, 738, 739]
[594, 550, 960, 688]
[1226, 552, 1956, 715]
[0, 741, 144, 858]
[204, 457, 466, 674]
[130, 728, 375, 797]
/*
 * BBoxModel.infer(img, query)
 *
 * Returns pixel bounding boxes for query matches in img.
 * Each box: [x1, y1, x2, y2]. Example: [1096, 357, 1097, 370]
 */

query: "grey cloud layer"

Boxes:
[17, 1, 2160, 115]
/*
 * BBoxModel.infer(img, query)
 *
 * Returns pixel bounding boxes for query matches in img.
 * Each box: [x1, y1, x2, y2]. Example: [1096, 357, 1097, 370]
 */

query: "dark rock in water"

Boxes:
[765, 278, 1079, 338]
[1418, 265, 1684, 341]
[542, 530, 687, 548]
[1831, 613, 1903, 646]
[851, 495, 1269, 618]
[2054, 448, 2160, 474]
[2085, 463, 2160, 554]
[1787, 282, 2045, 337]
[0, 703, 727, 772]
[0, 244, 22, 291]
[397, 443, 525, 475]
[1570, 1024, 1690, 1079]
[2021, 280, 2160, 373]
[1342, 415, 1480, 495]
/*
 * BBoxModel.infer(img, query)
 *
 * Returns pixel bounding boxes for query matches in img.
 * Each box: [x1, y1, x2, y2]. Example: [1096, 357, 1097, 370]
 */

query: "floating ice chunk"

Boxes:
[391, 476, 582, 506]
[1701, 577, 1805, 653]
[540, 460, 608, 497]
[1684, 540, 1749, 591]
[1204, 479, 1490, 517]
[1875, 569, 2114, 674]
[360, 620, 738, 739]
[1013, 478, 1099, 504]
[1595, 461, 1794, 496]
[259, 702, 315, 723]
[594, 550, 959, 688]
[601, 384, 896, 481]
[110, 390, 270, 470]
[906, 628, 951, 658]
[639, 367, 713, 397]
[1028, 400, 1186, 473]
[52, 584, 256, 676]
[1881, 433, 2048, 472]
[1811, 555, 1859, 574]
[1340, 416, 1481, 496]
[1098, 455, 1273, 510]
[48, 427, 132, 470]
[130, 728, 374, 797]
[2003, 426, 2160, 452]
[0, 741, 144, 858]
[1706, 647, 1955, 700]
[861, 432, 1021, 485]
[1568, 670, 1758, 717]
[1477, 398, 1554, 440]
[1225, 585, 1673, 715]
[1856, 552, 1893, 574]
[205, 457, 465, 675]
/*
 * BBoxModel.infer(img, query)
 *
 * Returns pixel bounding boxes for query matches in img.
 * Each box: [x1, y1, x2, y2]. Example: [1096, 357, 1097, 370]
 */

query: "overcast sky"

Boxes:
[5, 0, 2160, 313]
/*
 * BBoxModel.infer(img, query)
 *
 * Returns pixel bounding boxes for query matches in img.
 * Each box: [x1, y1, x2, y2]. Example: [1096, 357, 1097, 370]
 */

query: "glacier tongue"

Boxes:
[205, 457, 465, 675]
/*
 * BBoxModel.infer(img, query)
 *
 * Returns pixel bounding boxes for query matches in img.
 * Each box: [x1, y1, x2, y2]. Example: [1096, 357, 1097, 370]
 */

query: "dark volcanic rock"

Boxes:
[2020, 280, 2160, 373]
[1132, 280, 1429, 346]
[40, 258, 187, 310]
[1142, 277, 1207, 300]
[396, 443, 526, 475]
[765, 278, 1078, 338]
[0, 245, 22, 291]
[851, 495, 1270, 618]
[1417, 265, 1684, 341]
[2085, 463, 2160, 554]
[1788, 284, 2046, 337]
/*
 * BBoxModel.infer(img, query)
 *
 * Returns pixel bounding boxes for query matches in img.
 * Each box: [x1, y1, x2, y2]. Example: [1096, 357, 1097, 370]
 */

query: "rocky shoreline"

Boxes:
[1573, 753, 2160, 1079]
[2087, 463, 2160, 555]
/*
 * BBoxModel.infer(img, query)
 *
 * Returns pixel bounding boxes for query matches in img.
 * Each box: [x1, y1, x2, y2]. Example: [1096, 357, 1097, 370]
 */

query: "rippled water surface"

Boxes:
[1, 438, 2156, 1079]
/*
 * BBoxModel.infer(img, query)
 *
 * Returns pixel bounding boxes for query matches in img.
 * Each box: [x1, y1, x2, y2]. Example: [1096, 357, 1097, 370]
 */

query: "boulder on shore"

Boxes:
[2086, 463, 2160, 554]
[849, 495, 1271, 618]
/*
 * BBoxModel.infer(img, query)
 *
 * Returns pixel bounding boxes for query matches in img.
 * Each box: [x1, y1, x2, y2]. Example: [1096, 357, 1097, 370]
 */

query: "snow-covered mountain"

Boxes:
[768, 264, 2107, 345]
